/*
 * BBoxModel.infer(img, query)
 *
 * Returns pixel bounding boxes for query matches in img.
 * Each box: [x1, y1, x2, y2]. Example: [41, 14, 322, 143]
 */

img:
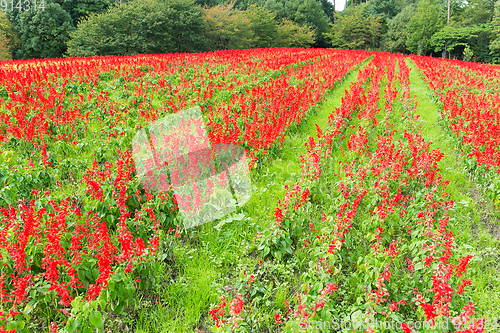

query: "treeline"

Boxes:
[337, 0, 500, 64]
[0, 0, 330, 59]
[1, 0, 500, 64]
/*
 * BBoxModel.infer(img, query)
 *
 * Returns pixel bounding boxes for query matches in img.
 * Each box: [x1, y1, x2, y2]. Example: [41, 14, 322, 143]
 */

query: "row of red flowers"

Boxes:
[210, 53, 484, 332]
[0, 49, 368, 331]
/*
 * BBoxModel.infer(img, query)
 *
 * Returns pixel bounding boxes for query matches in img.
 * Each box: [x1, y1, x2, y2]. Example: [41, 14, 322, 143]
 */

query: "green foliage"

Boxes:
[0, 10, 19, 60]
[55, 0, 116, 25]
[463, 44, 474, 60]
[491, 2, 500, 50]
[325, 3, 382, 50]
[244, 4, 277, 48]
[202, 2, 316, 49]
[203, 1, 253, 50]
[3, 0, 500, 62]
[320, 0, 334, 23]
[249, 0, 329, 47]
[436, 0, 466, 24]
[385, 5, 416, 53]
[194, 0, 224, 6]
[366, 0, 402, 23]
[14, 2, 74, 59]
[430, 24, 492, 60]
[280, 0, 330, 46]
[406, 0, 445, 56]
[276, 18, 315, 48]
[3, 0, 24, 27]
[67, 0, 205, 57]
[458, 0, 496, 26]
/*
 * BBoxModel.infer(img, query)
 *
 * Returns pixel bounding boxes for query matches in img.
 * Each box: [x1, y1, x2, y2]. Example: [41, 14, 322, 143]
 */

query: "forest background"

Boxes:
[1, 0, 500, 65]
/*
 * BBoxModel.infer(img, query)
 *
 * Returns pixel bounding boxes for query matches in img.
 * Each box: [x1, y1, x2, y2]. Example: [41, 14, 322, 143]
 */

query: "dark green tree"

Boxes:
[247, 0, 329, 46]
[366, 0, 401, 23]
[3, 0, 27, 56]
[14, 2, 74, 59]
[282, 0, 329, 46]
[67, 0, 205, 56]
[489, 1, 500, 62]
[194, 0, 223, 5]
[385, 5, 416, 53]
[437, 0, 466, 24]
[55, 0, 116, 25]
[319, 0, 334, 22]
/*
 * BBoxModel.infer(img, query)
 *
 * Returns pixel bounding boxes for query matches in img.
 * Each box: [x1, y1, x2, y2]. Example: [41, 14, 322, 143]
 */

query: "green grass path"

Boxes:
[407, 59, 500, 319]
[134, 58, 372, 332]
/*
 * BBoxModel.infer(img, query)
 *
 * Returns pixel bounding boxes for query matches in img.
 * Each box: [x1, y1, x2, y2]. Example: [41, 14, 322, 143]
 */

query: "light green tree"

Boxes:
[0, 10, 20, 60]
[324, 3, 382, 50]
[244, 4, 278, 48]
[203, 1, 254, 50]
[406, 0, 445, 56]
[276, 18, 316, 48]
[491, 2, 500, 50]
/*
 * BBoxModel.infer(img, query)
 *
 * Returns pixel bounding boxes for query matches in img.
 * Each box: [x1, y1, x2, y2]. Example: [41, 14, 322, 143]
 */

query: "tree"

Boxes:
[249, 0, 329, 47]
[439, 0, 467, 25]
[319, 0, 334, 23]
[385, 5, 416, 53]
[324, 3, 382, 50]
[406, 0, 445, 56]
[0, 10, 20, 60]
[276, 18, 316, 47]
[366, 0, 401, 23]
[458, 0, 496, 26]
[67, 0, 205, 57]
[244, 5, 278, 48]
[490, 1, 500, 50]
[203, 1, 253, 50]
[431, 24, 492, 60]
[14, 2, 74, 59]
[55, 0, 116, 25]
[282, 0, 330, 46]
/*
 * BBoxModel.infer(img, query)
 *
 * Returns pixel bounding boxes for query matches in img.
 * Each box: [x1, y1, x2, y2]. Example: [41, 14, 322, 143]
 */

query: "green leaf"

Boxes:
[294, 225, 301, 236]
[127, 286, 135, 298]
[89, 311, 102, 328]
[68, 318, 80, 333]
[262, 246, 270, 257]
[6, 321, 18, 329]
[114, 300, 125, 314]
[92, 268, 99, 280]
